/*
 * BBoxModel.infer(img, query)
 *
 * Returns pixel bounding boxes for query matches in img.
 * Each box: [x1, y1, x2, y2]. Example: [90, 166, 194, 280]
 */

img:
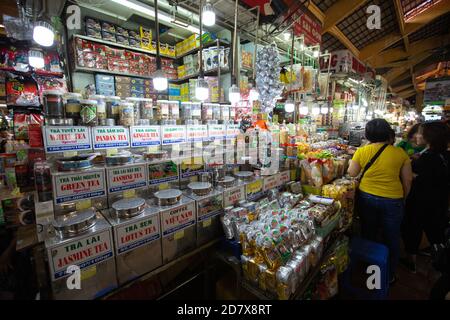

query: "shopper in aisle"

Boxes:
[401, 122, 450, 273]
[348, 118, 413, 284]
[397, 123, 426, 157]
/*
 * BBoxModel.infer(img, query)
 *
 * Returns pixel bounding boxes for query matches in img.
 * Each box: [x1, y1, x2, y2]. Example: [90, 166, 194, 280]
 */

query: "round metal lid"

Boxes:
[112, 197, 146, 218]
[234, 171, 253, 179]
[220, 176, 235, 183]
[154, 189, 182, 200]
[52, 208, 97, 237]
[106, 151, 133, 164]
[188, 182, 212, 195]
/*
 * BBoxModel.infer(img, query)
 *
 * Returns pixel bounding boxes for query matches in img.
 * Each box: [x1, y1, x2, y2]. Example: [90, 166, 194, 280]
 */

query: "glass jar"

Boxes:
[221, 104, 231, 123]
[212, 103, 221, 122]
[230, 105, 236, 123]
[119, 102, 135, 126]
[105, 96, 121, 124]
[202, 103, 213, 124]
[64, 92, 82, 124]
[191, 102, 202, 123]
[180, 102, 193, 124]
[168, 101, 180, 124]
[157, 100, 171, 124]
[43, 90, 64, 118]
[90, 95, 106, 125]
[126, 97, 142, 124]
[34, 160, 52, 202]
[139, 98, 154, 123]
[79, 99, 98, 126]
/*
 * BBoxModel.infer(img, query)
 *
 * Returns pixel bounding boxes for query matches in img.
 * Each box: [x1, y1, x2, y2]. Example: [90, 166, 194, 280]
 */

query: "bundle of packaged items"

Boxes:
[322, 178, 357, 230]
[221, 189, 342, 299]
[175, 32, 217, 56]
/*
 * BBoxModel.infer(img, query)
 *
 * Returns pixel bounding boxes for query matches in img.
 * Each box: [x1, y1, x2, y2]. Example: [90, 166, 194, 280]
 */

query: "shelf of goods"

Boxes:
[73, 34, 175, 59]
[0, 67, 65, 78]
[176, 39, 230, 60]
[72, 66, 160, 80]
[172, 68, 230, 83]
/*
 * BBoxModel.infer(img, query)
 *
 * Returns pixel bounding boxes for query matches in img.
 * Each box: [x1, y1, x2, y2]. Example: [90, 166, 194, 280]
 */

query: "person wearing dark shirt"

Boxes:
[401, 122, 450, 273]
[396, 123, 426, 156]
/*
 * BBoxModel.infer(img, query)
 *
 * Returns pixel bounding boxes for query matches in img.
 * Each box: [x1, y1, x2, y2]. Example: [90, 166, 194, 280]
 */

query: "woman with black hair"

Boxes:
[401, 122, 450, 273]
[348, 118, 413, 283]
[396, 123, 426, 156]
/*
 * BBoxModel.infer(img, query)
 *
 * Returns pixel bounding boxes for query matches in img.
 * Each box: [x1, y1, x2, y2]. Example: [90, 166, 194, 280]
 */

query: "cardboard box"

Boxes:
[115, 76, 131, 84]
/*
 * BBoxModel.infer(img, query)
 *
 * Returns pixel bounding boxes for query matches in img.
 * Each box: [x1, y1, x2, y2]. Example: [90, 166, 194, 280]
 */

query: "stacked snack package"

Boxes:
[222, 192, 336, 299]
[322, 178, 357, 230]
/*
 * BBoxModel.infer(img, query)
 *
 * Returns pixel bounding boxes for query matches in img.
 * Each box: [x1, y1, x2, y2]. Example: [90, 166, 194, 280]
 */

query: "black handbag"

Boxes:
[354, 144, 389, 217]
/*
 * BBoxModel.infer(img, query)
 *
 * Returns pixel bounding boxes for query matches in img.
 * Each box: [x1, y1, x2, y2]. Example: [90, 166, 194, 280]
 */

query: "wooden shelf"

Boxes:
[73, 34, 175, 59]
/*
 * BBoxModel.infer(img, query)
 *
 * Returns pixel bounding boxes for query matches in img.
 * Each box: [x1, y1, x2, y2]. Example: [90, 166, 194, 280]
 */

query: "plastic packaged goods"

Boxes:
[79, 99, 98, 126]
[34, 160, 52, 202]
[126, 97, 142, 124]
[276, 266, 294, 300]
[119, 102, 134, 126]
[64, 92, 82, 124]
[139, 98, 154, 122]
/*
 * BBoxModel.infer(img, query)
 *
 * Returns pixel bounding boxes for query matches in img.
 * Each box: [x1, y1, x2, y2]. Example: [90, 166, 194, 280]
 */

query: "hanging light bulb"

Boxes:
[312, 103, 320, 115]
[229, 84, 241, 104]
[329, 107, 334, 113]
[283, 32, 291, 41]
[321, 106, 328, 114]
[195, 78, 209, 101]
[28, 50, 45, 69]
[299, 105, 309, 115]
[202, 1, 216, 27]
[299, 38, 305, 51]
[33, 21, 55, 47]
[313, 48, 320, 58]
[152, 69, 168, 91]
[284, 99, 295, 113]
[352, 104, 359, 110]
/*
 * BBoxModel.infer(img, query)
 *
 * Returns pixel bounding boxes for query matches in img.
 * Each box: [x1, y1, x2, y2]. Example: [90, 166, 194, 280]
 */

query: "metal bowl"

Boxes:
[188, 181, 212, 196]
[217, 175, 235, 188]
[234, 171, 254, 181]
[143, 150, 168, 161]
[56, 154, 97, 172]
[52, 208, 97, 238]
[106, 151, 134, 166]
[154, 189, 182, 206]
[111, 197, 146, 219]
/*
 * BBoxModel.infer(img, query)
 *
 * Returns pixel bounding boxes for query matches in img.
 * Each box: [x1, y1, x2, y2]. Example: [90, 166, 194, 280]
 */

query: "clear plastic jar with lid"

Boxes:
[191, 102, 202, 122]
[126, 97, 142, 124]
[90, 95, 106, 124]
[119, 102, 134, 126]
[180, 102, 192, 124]
[105, 96, 121, 123]
[43, 90, 64, 118]
[202, 103, 218, 124]
[212, 103, 221, 122]
[168, 101, 180, 123]
[64, 92, 82, 125]
[139, 98, 154, 123]
[157, 100, 170, 124]
[79, 100, 98, 126]
[221, 104, 232, 123]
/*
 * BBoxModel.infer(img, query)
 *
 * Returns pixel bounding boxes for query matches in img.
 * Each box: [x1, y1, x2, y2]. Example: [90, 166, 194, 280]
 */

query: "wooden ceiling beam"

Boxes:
[306, 1, 360, 58]
[384, 51, 432, 82]
[322, 0, 367, 34]
[392, 83, 414, 92]
[390, 70, 412, 86]
[398, 89, 417, 98]
[367, 34, 450, 67]
[360, 0, 450, 61]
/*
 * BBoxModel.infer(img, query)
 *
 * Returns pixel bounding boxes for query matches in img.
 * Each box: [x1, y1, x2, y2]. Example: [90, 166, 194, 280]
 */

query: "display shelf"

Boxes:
[240, 66, 253, 73]
[73, 34, 175, 59]
[100, 238, 220, 300]
[73, 65, 177, 82]
[175, 40, 231, 59]
[0, 67, 64, 78]
[172, 68, 230, 83]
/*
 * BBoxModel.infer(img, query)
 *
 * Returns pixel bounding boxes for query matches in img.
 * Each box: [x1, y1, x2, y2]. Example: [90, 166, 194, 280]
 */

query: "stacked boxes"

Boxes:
[161, 58, 177, 80]
[180, 83, 190, 102]
[115, 76, 131, 98]
[169, 84, 181, 101]
[130, 78, 145, 98]
[95, 74, 115, 96]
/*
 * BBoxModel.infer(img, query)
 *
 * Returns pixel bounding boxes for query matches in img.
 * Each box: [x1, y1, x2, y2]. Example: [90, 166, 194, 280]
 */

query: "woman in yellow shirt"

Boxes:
[348, 119, 413, 284]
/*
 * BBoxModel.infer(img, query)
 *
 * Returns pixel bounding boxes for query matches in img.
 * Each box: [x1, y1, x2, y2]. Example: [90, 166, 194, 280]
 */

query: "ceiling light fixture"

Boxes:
[33, 21, 54, 47]
[284, 99, 295, 113]
[202, 0, 216, 27]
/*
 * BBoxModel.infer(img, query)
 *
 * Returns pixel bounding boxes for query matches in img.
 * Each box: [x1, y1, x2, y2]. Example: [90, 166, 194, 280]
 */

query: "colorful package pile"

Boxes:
[322, 178, 356, 230]
[221, 192, 334, 299]
[95, 74, 115, 96]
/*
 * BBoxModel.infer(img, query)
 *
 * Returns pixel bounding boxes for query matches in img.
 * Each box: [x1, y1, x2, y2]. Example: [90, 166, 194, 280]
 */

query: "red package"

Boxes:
[29, 123, 44, 148]
[6, 77, 40, 106]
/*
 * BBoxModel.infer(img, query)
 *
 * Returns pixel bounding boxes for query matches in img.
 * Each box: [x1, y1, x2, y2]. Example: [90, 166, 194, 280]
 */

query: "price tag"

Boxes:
[123, 189, 136, 198]
[76, 199, 92, 210]
[81, 266, 97, 281]
[202, 219, 212, 227]
[63, 151, 78, 158]
[106, 148, 118, 157]
[174, 230, 185, 240]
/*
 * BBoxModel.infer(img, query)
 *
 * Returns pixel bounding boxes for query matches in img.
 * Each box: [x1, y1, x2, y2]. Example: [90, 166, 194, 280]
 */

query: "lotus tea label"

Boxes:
[114, 215, 160, 255]
[48, 230, 113, 280]
[43, 126, 92, 153]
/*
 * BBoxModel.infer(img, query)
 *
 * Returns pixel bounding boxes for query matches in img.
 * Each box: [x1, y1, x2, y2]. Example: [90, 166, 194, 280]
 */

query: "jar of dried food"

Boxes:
[34, 160, 52, 202]
[126, 97, 142, 124]
[64, 93, 82, 124]
[119, 102, 135, 126]
[79, 99, 98, 126]
[105, 96, 121, 123]
[90, 95, 107, 124]
[139, 98, 154, 123]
